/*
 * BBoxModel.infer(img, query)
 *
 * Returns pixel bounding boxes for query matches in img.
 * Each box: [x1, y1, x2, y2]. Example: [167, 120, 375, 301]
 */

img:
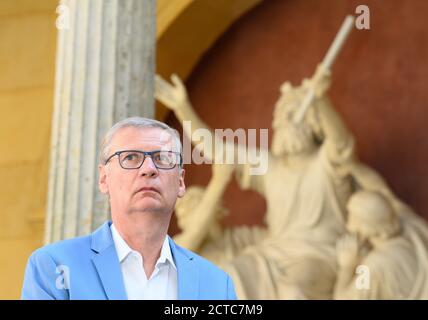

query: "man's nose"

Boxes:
[138, 156, 158, 177]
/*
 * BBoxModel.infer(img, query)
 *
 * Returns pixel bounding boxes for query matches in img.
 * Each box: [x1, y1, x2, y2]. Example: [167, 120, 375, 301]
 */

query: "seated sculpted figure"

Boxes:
[173, 163, 267, 266]
[335, 163, 428, 299]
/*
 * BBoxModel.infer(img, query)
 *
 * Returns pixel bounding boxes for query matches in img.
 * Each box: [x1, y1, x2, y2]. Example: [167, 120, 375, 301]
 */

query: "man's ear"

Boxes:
[98, 164, 109, 195]
[177, 168, 186, 198]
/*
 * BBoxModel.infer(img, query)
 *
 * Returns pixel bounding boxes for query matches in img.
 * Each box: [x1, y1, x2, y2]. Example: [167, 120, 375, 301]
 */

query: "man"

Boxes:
[21, 117, 237, 300]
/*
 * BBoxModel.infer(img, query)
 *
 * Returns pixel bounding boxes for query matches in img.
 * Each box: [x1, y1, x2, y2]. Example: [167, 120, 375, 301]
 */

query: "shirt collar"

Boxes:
[110, 223, 176, 270]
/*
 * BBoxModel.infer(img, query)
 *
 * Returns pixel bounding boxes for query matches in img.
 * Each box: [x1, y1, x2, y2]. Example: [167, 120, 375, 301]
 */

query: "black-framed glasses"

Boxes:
[104, 150, 182, 170]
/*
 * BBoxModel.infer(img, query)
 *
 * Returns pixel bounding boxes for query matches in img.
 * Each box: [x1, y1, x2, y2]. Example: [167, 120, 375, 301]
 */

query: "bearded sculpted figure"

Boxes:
[156, 65, 359, 299]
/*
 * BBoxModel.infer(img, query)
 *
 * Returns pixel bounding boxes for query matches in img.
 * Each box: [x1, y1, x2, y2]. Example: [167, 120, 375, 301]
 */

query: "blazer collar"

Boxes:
[91, 221, 127, 300]
[169, 236, 200, 300]
[90, 221, 200, 300]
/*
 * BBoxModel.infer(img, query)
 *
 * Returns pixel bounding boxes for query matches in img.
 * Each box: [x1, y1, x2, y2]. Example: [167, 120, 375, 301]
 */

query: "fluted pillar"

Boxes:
[45, 0, 156, 243]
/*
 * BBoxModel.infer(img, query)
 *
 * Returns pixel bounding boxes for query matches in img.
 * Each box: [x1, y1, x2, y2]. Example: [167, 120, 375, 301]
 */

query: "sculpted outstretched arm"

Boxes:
[156, 74, 216, 161]
[317, 96, 354, 162]
[156, 74, 266, 193]
[174, 164, 234, 251]
[299, 65, 355, 165]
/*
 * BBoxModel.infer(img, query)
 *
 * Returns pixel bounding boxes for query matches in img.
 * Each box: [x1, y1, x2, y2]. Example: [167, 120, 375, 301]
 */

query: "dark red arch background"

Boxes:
[167, 0, 428, 234]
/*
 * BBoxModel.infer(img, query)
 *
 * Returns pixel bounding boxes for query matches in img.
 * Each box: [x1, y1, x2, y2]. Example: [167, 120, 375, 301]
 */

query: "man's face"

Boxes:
[98, 127, 185, 219]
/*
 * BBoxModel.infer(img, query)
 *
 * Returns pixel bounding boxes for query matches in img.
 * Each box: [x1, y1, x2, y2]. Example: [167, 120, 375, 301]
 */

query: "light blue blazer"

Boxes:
[21, 221, 237, 300]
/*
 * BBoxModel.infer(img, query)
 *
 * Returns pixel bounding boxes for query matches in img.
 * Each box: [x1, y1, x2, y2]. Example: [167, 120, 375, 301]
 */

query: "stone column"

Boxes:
[45, 0, 156, 243]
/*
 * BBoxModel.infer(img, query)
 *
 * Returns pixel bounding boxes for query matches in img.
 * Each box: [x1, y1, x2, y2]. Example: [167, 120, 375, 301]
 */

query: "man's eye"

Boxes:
[124, 153, 138, 161]
[159, 155, 169, 162]
[154, 153, 171, 163]
[154, 154, 163, 162]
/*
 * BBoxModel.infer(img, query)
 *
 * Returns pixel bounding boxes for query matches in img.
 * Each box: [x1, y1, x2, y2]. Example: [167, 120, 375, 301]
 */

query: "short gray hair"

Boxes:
[99, 117, 182, 164]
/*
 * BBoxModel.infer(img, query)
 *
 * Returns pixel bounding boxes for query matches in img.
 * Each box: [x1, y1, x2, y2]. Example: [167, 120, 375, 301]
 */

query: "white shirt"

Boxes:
[110, 224, 178, 300]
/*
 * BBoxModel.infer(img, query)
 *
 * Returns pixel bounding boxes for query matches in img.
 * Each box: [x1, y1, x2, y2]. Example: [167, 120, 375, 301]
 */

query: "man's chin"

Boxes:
[127, 204, 166, 214]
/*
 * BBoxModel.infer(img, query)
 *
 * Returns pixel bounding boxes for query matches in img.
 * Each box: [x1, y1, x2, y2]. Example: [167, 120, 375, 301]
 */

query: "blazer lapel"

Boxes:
[169, 237, 200, 300]
[91, 221, 127, 300]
